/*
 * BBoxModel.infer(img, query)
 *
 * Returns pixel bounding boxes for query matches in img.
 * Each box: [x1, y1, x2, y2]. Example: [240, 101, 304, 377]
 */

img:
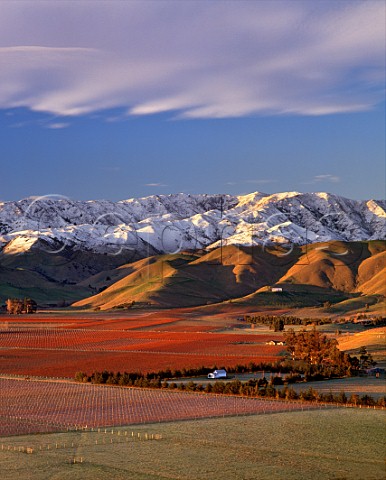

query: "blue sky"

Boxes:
[0, 1, 385, 201]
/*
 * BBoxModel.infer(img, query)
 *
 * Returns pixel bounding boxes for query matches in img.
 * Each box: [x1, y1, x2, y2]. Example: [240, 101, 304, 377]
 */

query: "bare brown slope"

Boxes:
[74, 254, 194, 309]
[73, 242, 385, 310]
[356, 251, 386, 296]
[76, 256, 165, 291]
[277, 242, 367, 292]
[338, 327, 386, 351]
[73, 245, 297, 310]
[191, 244, 296, 288]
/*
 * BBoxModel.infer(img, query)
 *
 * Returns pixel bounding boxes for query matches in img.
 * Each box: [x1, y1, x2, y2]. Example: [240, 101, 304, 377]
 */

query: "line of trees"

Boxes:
[353, 314, 386, 326]
[74, 371, 385, 408]
[244, 314, 332, 330]
[6, 298, 37, 314]
[73, 359, 318, 386]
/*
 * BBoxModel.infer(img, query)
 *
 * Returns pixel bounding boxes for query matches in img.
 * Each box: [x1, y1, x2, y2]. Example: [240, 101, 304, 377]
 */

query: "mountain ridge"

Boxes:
[0, 191, 385, 258]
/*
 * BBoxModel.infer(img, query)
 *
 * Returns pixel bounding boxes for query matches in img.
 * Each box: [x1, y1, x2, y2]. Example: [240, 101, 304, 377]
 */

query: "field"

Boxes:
[0, 310, 284, 376]
[0, 377, 323, 437]
[0, 308, 385, 479]
[338, 326, 386, 367]
[0, 409, 384, 480]
[276, 375, 386, 399]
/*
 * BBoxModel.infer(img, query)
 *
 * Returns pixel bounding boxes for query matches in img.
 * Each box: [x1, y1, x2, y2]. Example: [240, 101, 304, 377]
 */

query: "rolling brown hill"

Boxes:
[356, 250, 386, 296]
[73, 245, 293, 309]
[276, 242, 362, 293]
[73, 241, 385, 310]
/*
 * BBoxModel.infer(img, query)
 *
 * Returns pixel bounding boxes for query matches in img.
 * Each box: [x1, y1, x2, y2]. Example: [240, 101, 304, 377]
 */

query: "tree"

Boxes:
[212, 381, 225, 394]
[6, 298, 23, 314]
[358, 346, 376, 369]
[336, 391, 347, 404]
[24, 298, 37, 314]
[75, 372, 88, 383]
[284, 328, 351, 377]
[273, 318, 285, 332]
[6, 298, 37, 314]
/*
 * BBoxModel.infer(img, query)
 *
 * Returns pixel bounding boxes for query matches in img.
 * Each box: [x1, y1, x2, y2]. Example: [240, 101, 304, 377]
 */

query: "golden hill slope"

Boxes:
[72, 241, 385, 310]
[277, 242, 361, 292]
[73, 245, 296, 309]
[356, 251, 386, 296]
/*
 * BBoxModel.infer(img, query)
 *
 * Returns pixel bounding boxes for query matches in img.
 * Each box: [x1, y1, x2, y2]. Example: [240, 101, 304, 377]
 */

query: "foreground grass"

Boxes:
[0, 409, 384, 480]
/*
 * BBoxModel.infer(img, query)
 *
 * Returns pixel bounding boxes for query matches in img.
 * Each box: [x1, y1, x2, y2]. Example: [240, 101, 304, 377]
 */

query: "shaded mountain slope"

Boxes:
[72, 241, 385, 310]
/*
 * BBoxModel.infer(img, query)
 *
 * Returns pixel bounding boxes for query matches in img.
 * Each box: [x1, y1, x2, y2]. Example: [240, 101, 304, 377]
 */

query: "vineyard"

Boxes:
[0, 317, 284, 376]
[0, 377, 322, 436]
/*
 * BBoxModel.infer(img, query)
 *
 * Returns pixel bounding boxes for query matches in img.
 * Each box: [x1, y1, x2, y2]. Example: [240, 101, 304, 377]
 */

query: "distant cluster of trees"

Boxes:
[112, 301, 136, 310]
[244, 315, 332, 331]
[6, 298, 37, 314]
[350, 346, 376, 371]
[75, 367, 221, 385]
[353, 314, 386, 326]
[284, 328, 354, 378]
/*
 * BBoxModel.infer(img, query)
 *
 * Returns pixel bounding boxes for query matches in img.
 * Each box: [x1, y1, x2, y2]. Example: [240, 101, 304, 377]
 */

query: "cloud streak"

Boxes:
[302, 174, 341, 185]
[144, 183, 168, 187]
[45, 122, 69, 129]
[0, 1, 384, 119]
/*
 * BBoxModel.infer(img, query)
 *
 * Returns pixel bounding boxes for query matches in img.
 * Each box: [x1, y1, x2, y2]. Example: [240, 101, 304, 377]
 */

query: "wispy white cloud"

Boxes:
[45, 122, 69, 129]
[144, 183, 168, 187]
[302, 174, 341, 185]
[0, 1, 384, 119]
[314, 174, 340, 183]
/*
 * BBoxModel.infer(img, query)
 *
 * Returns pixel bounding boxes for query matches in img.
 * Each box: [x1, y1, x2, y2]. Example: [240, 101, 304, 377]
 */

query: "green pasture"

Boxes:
[1, 408, 384, 480]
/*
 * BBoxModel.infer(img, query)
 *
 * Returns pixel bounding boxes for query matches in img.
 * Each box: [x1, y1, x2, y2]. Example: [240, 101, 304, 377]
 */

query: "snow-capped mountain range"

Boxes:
[0, 191, 385, 256]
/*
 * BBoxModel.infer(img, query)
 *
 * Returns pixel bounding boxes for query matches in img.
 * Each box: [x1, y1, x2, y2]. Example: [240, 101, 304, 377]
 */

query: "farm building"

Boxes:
[208, 369, 227, 379]
[270, 287, 283, 292]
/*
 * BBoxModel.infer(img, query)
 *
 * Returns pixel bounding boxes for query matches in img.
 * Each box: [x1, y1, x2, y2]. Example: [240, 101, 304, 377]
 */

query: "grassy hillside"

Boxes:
[1, 241, 384, 310]
[277, 242, 360, 292]
[0, 267, 91, 304]
[73, 245, 302, 309]
[356, 250, 386, 296]
[73, 241, 385, 311]
[0, 242, 145, 305]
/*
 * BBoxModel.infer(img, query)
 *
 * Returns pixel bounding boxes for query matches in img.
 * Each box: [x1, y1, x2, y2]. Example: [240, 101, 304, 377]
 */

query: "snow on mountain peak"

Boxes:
[0, 192, 384, 256]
